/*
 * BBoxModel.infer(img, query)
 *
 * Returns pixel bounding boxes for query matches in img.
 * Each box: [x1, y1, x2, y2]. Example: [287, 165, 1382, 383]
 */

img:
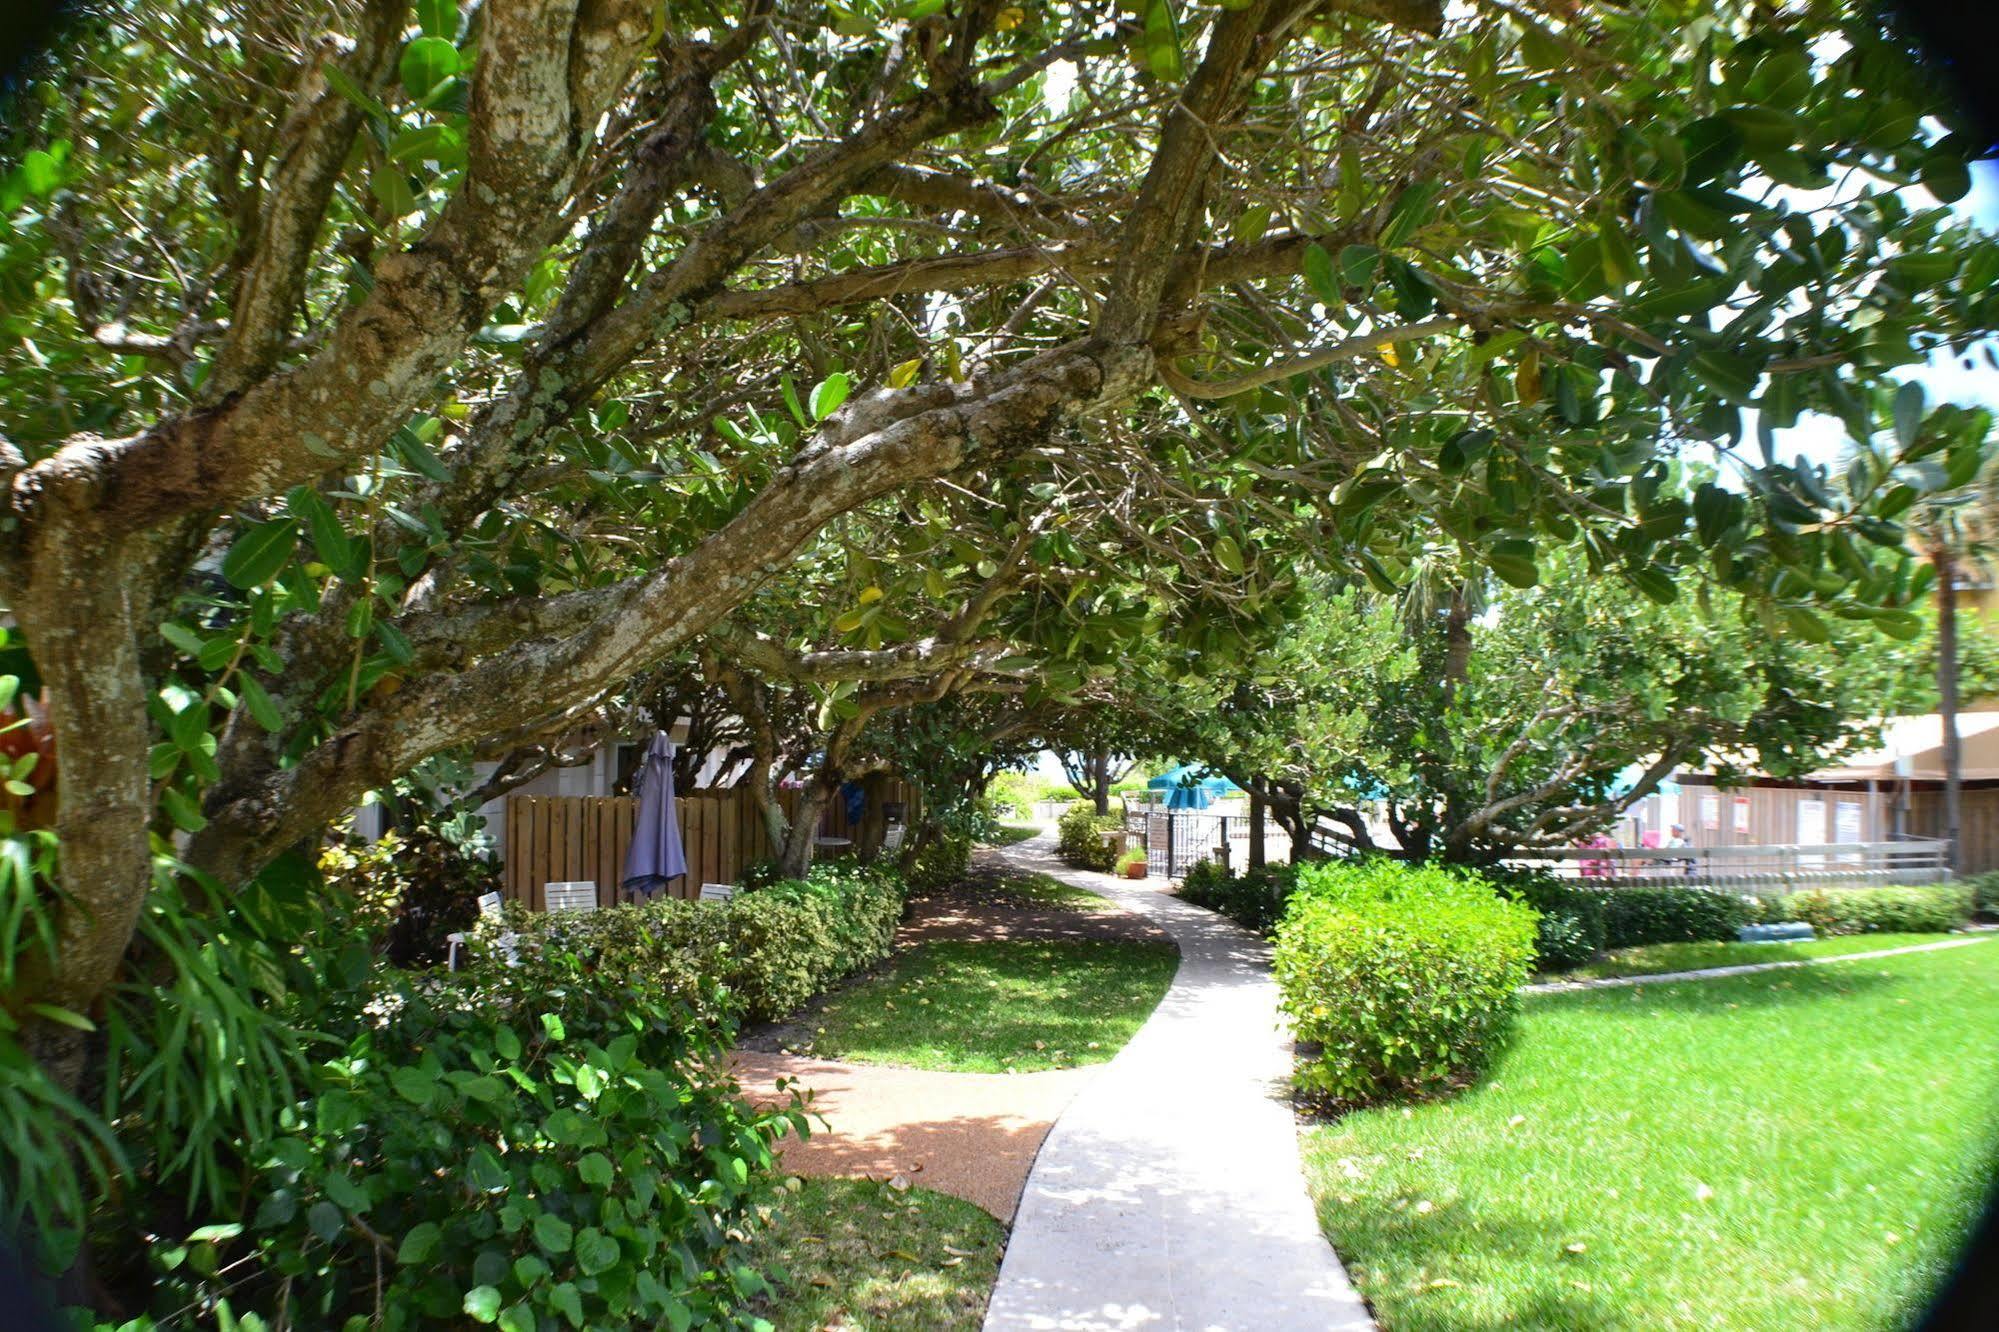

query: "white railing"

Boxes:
[1502, 840, 1952, 892]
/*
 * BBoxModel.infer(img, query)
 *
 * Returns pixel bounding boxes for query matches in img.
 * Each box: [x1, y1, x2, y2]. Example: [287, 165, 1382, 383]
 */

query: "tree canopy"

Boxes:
[3, 0, 1998, 1258]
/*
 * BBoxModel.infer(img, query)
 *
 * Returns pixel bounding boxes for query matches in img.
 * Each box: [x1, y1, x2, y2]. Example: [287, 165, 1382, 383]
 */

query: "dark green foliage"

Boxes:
[906, 830, 972, 892]
[172, 940, 799, 1330]
[1961, 871, 1999, 918]
[1274, 860, 1537, 1103]
[1782, 883, 1971, 936]
[1056, 801, 1122, 871]
[496, 861, 906, 1025]
[1573, 885, 1753, 949]
[320, 825, 498, 967]
[1176, 858, 1300, 936]
[1487, 867, 1608, 970]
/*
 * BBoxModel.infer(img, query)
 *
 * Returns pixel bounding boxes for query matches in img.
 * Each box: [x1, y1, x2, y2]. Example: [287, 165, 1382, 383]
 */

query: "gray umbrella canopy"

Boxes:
[621, 732, 687, 898]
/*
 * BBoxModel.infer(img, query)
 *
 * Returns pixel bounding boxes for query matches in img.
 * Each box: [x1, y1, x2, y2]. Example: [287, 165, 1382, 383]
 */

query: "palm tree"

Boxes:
[1905, 396, 1999, 876]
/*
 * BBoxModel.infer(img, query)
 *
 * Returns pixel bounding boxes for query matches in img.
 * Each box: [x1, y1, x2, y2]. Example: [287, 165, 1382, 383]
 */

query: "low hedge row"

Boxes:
[1178, 858, 1299, 936]
[1495, 871, 1975, 968]
[1056, 801, 1123, 872]
[1782, 883, 1973, 936]
[492, 861, 906, 1025]
[1274, 859, 1537, 1105]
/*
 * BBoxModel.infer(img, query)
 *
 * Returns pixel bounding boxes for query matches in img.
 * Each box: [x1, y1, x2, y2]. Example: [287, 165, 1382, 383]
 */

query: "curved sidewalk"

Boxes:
[985, 835, 1373, 1331]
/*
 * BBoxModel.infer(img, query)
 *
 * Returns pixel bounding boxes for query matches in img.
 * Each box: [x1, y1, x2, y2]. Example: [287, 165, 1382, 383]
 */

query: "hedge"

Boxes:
[497, 861, 907, 1025]
[1274, 859, 1537, 1104]
[1781, 882, 1972, 936]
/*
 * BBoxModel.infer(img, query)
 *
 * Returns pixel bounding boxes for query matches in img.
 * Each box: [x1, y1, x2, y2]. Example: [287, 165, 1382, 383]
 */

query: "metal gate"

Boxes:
[1146, 810, 1229, 878]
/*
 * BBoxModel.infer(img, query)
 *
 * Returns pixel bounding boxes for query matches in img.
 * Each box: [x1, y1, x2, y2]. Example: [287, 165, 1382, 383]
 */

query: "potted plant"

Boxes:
[1114, 848, 1149, 880]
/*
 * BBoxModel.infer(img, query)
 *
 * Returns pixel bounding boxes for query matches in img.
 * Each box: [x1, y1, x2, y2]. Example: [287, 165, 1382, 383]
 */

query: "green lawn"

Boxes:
[981, 823, 1042, 847]
[1002, 870, 1111, 908]
[807, 938, 1178, 1072]
[742, 1177, 1004, 1331]
[1552, 932, 1976, 981]
[1302, 944, 1999, 1331]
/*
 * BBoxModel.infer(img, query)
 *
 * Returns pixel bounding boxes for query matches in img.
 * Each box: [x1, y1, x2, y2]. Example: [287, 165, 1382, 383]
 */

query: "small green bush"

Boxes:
[319, 825, 499, 967]
[1056, 801, 1121, 871]
[1275, 860, 1537, 1104]
[1781, 882, 1972, 936]
[1177, 859, 1299, 936]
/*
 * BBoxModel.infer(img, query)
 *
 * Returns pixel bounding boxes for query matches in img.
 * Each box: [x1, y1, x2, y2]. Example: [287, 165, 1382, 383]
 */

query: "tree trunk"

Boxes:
[780, 778, 832, 878]
[1938, 543, 1963, 877]
[1248, 777, 1267, 869]
[1090, 750, 1111, 814]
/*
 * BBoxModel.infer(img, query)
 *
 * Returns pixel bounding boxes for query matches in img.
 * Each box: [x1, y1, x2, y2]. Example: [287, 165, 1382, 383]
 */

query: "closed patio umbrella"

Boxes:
[622, 732, 687, 899]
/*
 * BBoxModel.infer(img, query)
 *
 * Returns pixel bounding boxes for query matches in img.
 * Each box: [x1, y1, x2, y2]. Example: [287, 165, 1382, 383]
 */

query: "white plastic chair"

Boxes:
[446, 891, 507, 971]
[699, 882, 736, 902]
[880, 824, 906, 855]
[544, 881, 600, 913]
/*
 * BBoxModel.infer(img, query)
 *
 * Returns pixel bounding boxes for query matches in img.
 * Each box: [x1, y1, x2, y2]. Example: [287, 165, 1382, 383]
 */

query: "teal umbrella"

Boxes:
[1147, 765, 1237, 810]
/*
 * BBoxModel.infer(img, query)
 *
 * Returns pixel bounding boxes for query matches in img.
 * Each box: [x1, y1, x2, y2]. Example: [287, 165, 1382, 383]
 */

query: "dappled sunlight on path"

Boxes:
[985, 834, 1375, 1331]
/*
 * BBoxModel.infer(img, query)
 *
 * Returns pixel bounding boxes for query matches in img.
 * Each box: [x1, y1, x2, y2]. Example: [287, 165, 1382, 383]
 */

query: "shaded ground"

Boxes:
[731, 848, 1176, 1224]
[732, 1051, 1094, 1222]
[743, 1177, 1006, 1332]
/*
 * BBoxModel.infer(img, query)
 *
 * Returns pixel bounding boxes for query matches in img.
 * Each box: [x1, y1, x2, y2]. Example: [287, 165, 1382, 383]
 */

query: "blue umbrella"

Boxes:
[622, 733, 687, 899]
[1148, 764, 1237, 809]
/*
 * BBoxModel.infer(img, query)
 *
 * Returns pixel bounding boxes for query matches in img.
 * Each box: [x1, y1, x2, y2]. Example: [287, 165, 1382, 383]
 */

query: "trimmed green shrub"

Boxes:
[1594, 884, 1751, 948]
[1275, 860, 1537, 1103]
[1782, 882, 1972, 936]
[319, 825, 499, 967]
[1177, 860, 1300, 936]
[1056, 801, 1121, 871]
[499, 861, 905, 1026]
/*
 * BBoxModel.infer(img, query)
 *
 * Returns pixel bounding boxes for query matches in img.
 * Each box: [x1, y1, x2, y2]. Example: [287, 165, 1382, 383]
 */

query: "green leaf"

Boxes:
[1378, 180, 1442, 250]
[887, 358, 923, 389]
[1893, 381, 1925, 451]
[1627, 564, 1679, 604]
[1139, 0, 1183, 80]
[391, 1066, 434, 1107]
[533, 1213, 573, 1255]
[1301, 243, 1339, 304]
[397, 1221, 442, 1265]
[161, 785, 208, 833]
[24, 1003, 95, 1033]
[1230, 204, 1273, 248]
[573, 1226, 620, 1276]
[417, 0, 458, 38]
[1438, 428, 1493, 474]
[400, 37, 461, 99]
[306, 1201, 344, 1244]
[577, 1152, 614, 1189]
[371, 167, 418, 218]
[809, 372, 851, 420]
[1337, 244, 1380, 290]
[376, 620, 414, 666]
[222, 520, 297, 589]
[1212, 535, 1246, 575]
[236, 674, 283, 733]
[1921, 153, 1971, 204]
[462, 1285, 502, 1324]
[1487, 539, 1539, 589]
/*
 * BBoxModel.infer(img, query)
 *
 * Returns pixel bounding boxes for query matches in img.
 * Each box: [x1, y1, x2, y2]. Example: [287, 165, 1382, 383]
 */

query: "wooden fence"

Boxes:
[502, 778, 911, 910]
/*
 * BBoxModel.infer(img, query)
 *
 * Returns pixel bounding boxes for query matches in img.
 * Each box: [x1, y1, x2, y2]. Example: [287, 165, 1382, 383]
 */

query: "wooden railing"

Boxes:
[1500, 840, 1953, 891]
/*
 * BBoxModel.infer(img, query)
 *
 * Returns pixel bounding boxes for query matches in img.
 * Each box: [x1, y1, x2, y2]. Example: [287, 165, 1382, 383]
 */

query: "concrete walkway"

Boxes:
[1522, 931, 1996, 994]
[985, 834, 1373, 1331]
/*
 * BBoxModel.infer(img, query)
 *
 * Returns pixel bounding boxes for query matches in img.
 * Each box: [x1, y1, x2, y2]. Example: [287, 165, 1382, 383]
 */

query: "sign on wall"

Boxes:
[1733, 796, 1751, 834]
[1700, 792, 1720, 832]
